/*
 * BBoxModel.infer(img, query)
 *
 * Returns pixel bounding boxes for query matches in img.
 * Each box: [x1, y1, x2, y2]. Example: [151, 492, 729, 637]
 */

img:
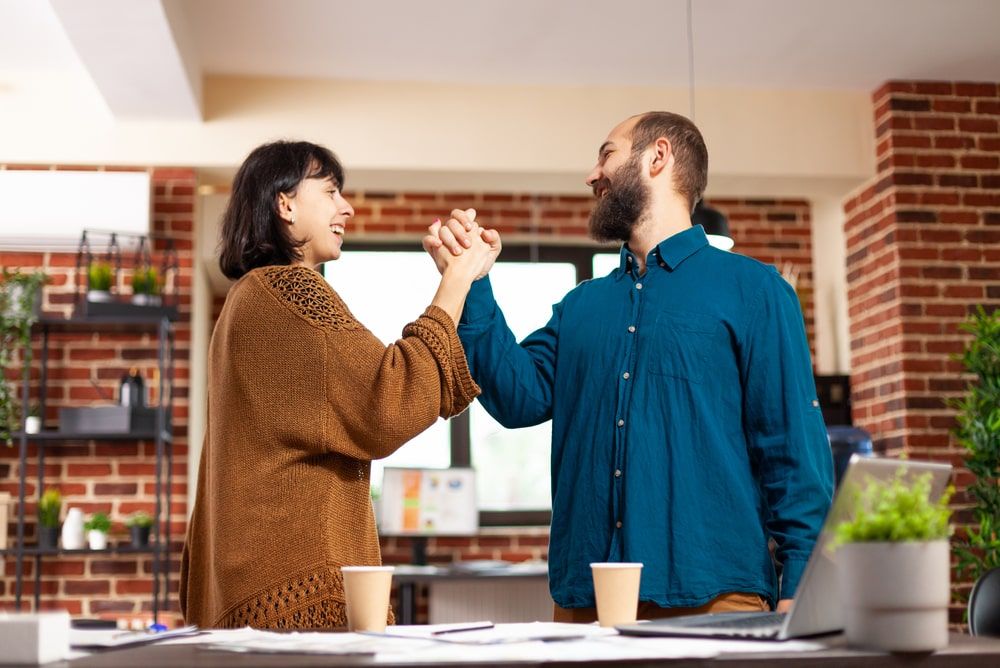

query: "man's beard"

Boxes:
[588, 154, 650, 243]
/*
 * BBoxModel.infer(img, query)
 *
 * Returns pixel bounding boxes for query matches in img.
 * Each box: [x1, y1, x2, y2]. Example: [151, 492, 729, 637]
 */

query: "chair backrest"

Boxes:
[969, 567, 1000, 637]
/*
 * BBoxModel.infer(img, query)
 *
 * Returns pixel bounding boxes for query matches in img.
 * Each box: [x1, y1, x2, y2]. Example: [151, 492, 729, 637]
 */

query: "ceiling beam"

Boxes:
[49, 0, 202, 120]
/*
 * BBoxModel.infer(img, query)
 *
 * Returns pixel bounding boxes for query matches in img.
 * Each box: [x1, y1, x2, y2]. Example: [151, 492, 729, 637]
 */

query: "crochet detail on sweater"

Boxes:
[217, 568, 348, 630]
[259, 266, 361, 331]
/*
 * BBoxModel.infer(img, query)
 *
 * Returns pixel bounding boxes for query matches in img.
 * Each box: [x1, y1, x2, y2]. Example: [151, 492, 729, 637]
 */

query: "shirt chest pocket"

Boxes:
[645, 310, 719, 384]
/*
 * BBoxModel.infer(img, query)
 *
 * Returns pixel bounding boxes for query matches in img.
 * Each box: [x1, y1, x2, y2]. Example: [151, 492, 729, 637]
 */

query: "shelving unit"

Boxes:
[2, 314, 175, 622]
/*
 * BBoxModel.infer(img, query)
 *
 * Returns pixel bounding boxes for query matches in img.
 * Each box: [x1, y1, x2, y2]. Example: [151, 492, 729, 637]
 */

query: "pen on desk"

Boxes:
[431, 622, 495, 635]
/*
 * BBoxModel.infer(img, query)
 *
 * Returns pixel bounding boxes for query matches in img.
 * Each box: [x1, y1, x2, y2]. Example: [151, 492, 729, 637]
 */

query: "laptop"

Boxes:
[615, 455, 952, 640]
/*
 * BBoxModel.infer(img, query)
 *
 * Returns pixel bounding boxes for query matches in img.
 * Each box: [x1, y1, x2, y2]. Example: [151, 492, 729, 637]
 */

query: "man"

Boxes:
[424, 112, 833, 622]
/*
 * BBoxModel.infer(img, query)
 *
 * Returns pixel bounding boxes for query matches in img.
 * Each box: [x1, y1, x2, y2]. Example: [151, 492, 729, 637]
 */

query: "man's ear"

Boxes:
[649, 137, 674, 177]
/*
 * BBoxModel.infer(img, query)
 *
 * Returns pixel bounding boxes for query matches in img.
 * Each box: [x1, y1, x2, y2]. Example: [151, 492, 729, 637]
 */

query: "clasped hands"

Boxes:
[421, 208, 502, 281]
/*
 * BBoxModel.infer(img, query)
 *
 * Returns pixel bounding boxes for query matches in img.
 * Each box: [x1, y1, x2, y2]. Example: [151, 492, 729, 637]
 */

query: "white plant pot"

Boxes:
[87, 289, 112, 303]
[87, 530, 108, 550]
[837, 540, 950, 652]
[61, 508, 85, 550]
[24, 416, 41, 434]
[130, 293, 161, 306]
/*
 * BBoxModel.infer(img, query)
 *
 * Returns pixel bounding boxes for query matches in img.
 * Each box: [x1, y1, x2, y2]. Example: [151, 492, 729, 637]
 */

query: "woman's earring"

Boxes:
[289, 215, 295, 224]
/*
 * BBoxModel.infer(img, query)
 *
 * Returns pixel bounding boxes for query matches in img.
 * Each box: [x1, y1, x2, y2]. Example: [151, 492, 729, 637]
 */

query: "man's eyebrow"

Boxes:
[598, 141, 614, 157]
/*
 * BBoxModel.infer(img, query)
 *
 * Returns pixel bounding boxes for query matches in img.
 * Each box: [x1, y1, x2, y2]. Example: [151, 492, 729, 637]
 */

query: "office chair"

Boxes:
[969, 567, 1000, 637]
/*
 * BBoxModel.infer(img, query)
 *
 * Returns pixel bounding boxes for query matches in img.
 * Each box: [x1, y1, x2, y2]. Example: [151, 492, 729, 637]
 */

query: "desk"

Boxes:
[394, 563, 549, 624]
[60, 633, 1000, 668]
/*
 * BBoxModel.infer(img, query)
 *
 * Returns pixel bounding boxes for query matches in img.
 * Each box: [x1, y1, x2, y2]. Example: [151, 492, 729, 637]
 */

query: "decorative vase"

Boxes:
[24, 415, 41, 434]
[61, 508, 85, 550]
[87, 530, 108, 550]
[38, 525, 60, 550]
[129, 525, 151, 548]
[838, 540, 950, 652]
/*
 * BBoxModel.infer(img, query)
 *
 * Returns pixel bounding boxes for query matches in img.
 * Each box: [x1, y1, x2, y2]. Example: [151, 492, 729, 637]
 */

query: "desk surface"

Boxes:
[59, 633, 1000, 668]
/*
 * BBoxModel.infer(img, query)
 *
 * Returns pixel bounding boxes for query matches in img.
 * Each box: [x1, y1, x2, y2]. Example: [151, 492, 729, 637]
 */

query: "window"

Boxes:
[324, 244, 613, 525]
[324, 251, 452, 492]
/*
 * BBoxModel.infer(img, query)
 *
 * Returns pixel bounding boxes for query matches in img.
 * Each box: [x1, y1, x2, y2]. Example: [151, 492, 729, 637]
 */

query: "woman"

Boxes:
[180, 141, 496, 629]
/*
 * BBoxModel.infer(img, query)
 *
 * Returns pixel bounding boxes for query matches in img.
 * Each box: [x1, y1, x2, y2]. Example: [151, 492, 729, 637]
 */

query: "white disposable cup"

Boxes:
[590, 562, 643, 627]
[341, 566, 394, 632]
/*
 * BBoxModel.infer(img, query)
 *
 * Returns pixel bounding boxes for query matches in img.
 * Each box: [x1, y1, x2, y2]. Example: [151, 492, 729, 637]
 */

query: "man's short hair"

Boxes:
[629, 112, 708, 212]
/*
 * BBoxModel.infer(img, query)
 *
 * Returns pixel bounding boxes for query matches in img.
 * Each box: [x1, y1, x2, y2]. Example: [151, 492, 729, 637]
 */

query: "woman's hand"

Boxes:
[423, 208, 502, 280]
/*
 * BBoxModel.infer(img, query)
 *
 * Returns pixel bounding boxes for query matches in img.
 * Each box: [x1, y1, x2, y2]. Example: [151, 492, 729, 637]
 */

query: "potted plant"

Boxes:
[24, 403, 41, 434]
[84, 511, 112, 550]
[833, 468, 954, 652]
[950, 307, 1000, 630]
[0, 269, 47, 446]
[130, 265, 161, 306]
[37, 488, 62, 550]
[125, 511, 153, 548]
[87, 261, 114, 302]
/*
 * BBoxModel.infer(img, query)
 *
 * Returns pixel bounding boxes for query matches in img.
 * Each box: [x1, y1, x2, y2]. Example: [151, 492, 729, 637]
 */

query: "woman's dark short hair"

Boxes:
[218, 140, 345, 280]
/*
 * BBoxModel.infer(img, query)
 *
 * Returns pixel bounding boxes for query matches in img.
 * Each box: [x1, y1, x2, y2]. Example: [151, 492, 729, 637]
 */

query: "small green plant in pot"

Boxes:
[87, 261, 114, 302]
[37, 488, 62, 550]
[125, 511, 154, 548]
[0, 269, 47, 446]
[833, 468, 954, 652]
[84, 511, 112, 550]
[130, 265, 161, 306]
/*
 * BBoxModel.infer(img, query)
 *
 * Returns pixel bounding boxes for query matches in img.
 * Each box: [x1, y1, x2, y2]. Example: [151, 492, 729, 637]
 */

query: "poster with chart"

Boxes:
[379, 468, 477, 535]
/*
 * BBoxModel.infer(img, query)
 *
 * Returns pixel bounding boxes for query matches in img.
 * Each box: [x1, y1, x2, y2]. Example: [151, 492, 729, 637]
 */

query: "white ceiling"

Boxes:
[182, 0, 1000, 89]
[1, 0, 999, 121]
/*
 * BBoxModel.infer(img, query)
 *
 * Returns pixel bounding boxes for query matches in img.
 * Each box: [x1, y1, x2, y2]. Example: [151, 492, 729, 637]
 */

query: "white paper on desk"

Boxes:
[204, 628, 434, 656]
[70, 625, 201, 649]
[383, 622, 613, 645]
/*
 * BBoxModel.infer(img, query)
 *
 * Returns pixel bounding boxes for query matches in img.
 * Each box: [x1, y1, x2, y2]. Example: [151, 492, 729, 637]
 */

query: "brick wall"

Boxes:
[842, 80, 1000, 618]
[3, 176, 814, 621]
[0, 167, 194, 622]
[844, 82, 999, 455]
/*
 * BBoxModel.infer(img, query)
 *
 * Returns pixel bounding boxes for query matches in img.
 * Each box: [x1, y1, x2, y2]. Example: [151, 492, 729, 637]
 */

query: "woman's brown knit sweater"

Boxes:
[179, 265, 480, 629]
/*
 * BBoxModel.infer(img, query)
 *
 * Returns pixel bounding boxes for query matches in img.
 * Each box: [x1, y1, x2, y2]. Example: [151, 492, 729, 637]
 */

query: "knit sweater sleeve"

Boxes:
[258, 266, 480, 460]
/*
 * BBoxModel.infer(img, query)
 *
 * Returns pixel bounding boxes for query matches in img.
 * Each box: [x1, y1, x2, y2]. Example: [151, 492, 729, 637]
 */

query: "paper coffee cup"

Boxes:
[590, 562, 643, 627]
[341, 566, 395, 632]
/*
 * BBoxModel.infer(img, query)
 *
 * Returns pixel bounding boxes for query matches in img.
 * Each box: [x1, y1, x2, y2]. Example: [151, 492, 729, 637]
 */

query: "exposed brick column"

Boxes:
[843, 81, 1000, 458]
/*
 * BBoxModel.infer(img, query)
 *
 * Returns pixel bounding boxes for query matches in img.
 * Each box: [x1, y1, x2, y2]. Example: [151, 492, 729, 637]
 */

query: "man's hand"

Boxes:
[776, 599, 793, 614]
[422, 208, 502, 278]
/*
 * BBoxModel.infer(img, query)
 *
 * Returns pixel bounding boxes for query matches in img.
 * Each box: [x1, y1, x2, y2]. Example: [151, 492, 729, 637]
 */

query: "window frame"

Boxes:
[338, 241, 613, 526]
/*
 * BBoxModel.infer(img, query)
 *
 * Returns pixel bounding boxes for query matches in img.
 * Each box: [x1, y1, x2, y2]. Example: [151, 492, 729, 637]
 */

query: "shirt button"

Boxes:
[627, 325, 636, 333]
[614, 469, 622, 478]
[616, 521, 623, 529]
[617, 419, 625, 427]
[635, 283, 643, 290]
[622, 372, 630, 380]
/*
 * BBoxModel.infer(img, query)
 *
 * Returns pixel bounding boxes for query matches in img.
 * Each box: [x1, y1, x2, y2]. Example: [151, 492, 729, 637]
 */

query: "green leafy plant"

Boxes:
[84, 511, 112, 534]
[38, 488, 62, 529]
[0, 268, 47, 446]
[833, 469, 953, 546]
[950, 306, 1000, 590]
[130, 266, 160, 296]
[87, 261, 113, 292]
[125, 511, 153, 529]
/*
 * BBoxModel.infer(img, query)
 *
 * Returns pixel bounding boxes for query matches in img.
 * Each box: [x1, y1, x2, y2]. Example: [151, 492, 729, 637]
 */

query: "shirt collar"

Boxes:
[656, 225, 709, 270]
[617, 225, 709, 276]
